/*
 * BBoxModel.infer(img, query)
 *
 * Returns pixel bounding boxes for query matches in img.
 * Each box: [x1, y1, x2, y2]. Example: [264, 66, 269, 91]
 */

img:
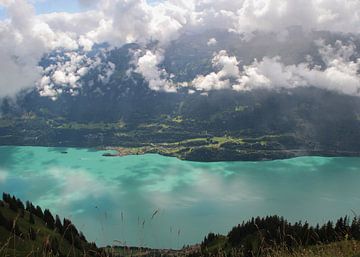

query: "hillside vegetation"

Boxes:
[2, 87, 360, 162]
[1, 193, 360, 257]
[0, 193, 104, 257]
[2, 31, 360, 161]
[195, 215, 360, 257]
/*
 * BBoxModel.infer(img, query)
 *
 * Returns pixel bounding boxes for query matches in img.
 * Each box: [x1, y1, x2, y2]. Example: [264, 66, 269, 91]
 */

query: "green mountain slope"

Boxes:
[1, 30, 360, 161]
[196, 215, 360, 257]
[1, 193, 360, 257]
[0, 194, 103, 257]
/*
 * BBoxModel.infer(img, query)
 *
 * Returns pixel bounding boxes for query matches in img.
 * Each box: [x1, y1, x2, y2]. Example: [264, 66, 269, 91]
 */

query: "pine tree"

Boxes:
[55, 215, 63, 233]
[2, 193, 10, 203]
[16, 198, 24, 210]
[29, 213, 35, 225]
[44, 209, 55, 229]
[25, 201, 31, 211]
[35, 205, 44, 219]
[8, 196, 18, 212]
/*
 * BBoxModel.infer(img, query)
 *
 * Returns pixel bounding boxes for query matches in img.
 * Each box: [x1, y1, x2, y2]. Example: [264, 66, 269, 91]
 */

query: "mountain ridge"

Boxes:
[1, 30, 360, 161]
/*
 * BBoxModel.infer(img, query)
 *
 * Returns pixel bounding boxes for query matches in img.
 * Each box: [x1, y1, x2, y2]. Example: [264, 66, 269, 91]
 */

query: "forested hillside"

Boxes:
[0, 193, 103, 257]
[1, 30, 360, 161]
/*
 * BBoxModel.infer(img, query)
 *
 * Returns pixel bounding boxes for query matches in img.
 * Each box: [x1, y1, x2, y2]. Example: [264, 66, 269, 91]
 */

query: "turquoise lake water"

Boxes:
[0, 146, 360, 249]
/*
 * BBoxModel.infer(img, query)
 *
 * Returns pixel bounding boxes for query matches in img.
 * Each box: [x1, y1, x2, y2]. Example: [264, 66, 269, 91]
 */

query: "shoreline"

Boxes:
[2, 144, 360, 162]
[104, 146, 360, 162]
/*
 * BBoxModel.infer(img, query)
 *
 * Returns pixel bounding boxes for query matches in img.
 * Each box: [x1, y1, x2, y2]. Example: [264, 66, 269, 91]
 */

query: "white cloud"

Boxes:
[134, 49, 177, 92]
[79, 35, 94, 51]
[234, 56, 306, 91]
[37, 50, 115, 100]
[191, 50, 241, 91]
[234, 40, 360, 95]
[0, 0, 82, 97]
[0, 0, 44, 96]
[78, 0, 97, 7]
[1, 0, 360, 97]
[194, 0, 360, 35]
[192, 72, 231, 91]
[98, 61, 115, 84]
[0, 0, 12, 6]
[188, 41, 360, 96]
[207, 38, 217, 46]
[0, 0, 192, 97]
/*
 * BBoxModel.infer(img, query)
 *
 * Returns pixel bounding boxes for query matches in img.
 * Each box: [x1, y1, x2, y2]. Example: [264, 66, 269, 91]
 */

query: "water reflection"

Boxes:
[0, 146, 360, 249]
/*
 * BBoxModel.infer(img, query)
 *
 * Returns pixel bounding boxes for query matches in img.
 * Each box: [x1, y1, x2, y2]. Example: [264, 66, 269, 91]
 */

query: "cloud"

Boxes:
[75, 0, 192, 48]
[207, 38, 217, 46]
[134, 49, 177, 92]
[0, 0, 12, 7]
[0, 0, 43, 96]
[1, 0, 360, 97]
[0, 0, 81, 97]
[188, 40, 360, 96]
[194, 0, 360, 35]
[191, 50, 241, 91]
[234, 40, 360, 95]
[38, 50, 115, 100]
[0, 0, 191, 97]
[78, 0, 97, 7]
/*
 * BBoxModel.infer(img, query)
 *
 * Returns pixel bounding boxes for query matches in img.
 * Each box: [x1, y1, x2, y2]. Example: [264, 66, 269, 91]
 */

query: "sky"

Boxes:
[0, 0, 82, 19]
[0, 0, 159, 18]
[0, 6, 5, 19]
[0, 0, 360, 98]
[32, 1, 87, 14]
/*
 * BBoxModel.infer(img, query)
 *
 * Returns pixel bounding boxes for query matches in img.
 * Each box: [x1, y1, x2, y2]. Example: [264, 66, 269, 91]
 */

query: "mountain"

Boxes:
[1, 29, 360, 161]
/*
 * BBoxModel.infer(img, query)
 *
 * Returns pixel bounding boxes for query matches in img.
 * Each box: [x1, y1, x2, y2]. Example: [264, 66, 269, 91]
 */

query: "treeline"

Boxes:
[201, 215, 360, 257]
[0, 193, 101, 256]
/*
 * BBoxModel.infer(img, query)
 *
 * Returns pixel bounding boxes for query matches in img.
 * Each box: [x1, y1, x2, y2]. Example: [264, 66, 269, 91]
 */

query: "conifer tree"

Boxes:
[55, 215, 63, 233]
[35, 205, 44, 219]
[29, 212, 35, 225]
[44, 209, 55, 229]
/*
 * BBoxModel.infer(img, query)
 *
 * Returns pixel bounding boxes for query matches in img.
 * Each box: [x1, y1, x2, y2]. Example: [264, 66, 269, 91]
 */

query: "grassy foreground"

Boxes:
[269, 240, 360, 257]
[1, 193, 360, 257]
[102, 240, 360, 257]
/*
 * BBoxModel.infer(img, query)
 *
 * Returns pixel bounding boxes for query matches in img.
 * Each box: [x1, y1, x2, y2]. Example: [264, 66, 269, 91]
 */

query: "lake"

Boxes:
[0, 146, 360, 249]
